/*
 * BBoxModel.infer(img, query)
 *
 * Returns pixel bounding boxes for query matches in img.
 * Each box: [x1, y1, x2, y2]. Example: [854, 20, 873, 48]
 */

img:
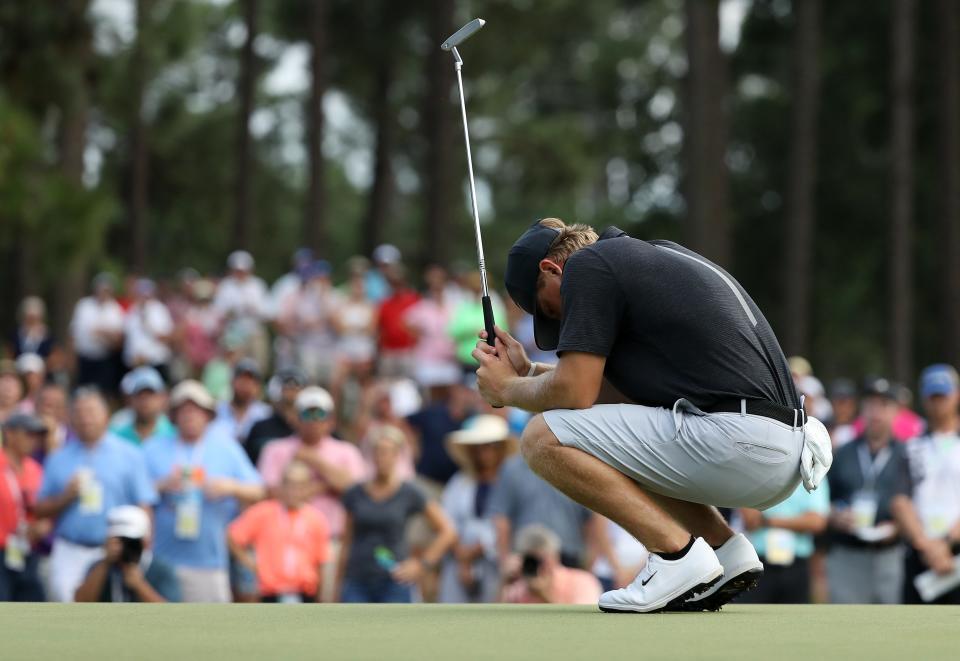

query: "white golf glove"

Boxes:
[800, 416, 833, 492]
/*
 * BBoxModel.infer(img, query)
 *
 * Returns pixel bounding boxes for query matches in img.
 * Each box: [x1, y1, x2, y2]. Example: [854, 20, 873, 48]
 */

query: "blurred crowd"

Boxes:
[1, 246, 958, 606]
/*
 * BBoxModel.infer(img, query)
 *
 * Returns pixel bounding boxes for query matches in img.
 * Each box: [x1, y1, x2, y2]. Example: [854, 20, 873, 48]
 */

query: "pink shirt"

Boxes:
[257, 436, 367, 538]
[503, 565, 603, 605]
[404, 299, 455, 363]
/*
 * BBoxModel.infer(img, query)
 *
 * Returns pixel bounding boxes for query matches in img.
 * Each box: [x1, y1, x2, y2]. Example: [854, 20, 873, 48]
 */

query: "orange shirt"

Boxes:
[0, 450, 43, 548]
[503, 565, 603, 605]
[228, 500, 330, 596]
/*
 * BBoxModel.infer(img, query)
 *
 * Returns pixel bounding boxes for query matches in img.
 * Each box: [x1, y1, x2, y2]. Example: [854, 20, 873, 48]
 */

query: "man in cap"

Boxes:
[15, 353, 46, 414]
[110, 367, 175, 446]
[35, 389, 157, 601]
[825, 377, 909, 603]
[210, 358, 271, 448]
[893, 364, 960, 604]
[245, 367, 308, 465]
[501, 524, 602, 605]
[472, 217, 832, 613]
[0, 414, 48, 601]
[74, 505, 180, 602]
[213, 250, 271, 371]
[144, 380, 264, 602]
[70, 273, 125, 396]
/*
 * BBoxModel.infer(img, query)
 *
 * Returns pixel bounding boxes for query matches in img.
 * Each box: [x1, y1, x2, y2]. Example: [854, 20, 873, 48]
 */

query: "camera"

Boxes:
[120, 537, 144, 565]
[521, 554, 542, 578]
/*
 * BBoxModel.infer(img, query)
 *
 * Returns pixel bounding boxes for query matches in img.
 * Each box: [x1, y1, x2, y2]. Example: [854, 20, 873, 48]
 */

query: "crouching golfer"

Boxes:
[473, 218, 832, 613]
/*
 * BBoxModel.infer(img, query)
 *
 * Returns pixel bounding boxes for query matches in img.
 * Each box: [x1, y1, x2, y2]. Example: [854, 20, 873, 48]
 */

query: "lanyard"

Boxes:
[175, 438, 204, 470]
[857, 442, 892, 491]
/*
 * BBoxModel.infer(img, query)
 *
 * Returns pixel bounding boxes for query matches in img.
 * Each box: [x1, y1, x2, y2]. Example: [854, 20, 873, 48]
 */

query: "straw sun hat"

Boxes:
[445, 415, 518, 477]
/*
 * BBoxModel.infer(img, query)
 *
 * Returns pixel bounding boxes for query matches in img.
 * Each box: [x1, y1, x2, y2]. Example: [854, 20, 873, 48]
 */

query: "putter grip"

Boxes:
[481, 295, 496, 347]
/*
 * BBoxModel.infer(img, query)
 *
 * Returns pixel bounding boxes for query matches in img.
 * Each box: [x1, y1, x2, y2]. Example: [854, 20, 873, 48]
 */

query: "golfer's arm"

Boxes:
[503, 352, 604, 412]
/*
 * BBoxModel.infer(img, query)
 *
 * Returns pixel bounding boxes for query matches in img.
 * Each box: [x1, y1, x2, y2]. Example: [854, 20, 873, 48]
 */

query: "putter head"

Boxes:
[441, 18, 485, 51]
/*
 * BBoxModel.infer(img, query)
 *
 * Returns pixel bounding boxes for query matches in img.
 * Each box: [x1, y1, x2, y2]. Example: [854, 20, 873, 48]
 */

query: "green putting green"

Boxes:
[3, 604, 957, 660]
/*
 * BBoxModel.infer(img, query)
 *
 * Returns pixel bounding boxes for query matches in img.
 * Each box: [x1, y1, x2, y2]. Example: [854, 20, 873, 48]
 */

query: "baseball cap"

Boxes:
[862, 377, 898, 400]
[2, 413, 48, 434]
[919, 364, 959, 399]
[227, 250, 255, 271]
[830, 378, 857, 399]
[134, 278, 156, 297]
[372, 244, 401, 266]
[169, 380, 217, 414]
[233, 358, 262, 381]
[504, 220, 561, 350]
[107, 506, 151, 539]
[295, 386, 335, 414]
[15, 353, 45, 375]
[122, 366, 165, 396]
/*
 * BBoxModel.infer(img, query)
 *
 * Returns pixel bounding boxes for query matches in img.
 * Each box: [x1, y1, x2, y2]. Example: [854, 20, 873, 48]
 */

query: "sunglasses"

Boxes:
[299, 408, 330, 421]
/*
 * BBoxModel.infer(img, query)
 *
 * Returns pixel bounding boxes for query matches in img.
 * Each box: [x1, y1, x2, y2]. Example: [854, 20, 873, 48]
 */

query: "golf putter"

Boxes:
[442, 19, 497, 349]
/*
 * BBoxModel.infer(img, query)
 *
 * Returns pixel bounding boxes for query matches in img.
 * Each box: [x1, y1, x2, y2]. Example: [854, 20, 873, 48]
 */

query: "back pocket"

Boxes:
[734, 441, 788, 465]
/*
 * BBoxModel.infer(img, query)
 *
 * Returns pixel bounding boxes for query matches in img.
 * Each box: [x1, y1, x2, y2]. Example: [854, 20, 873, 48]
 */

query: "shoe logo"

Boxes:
[641, 572, 657, 586]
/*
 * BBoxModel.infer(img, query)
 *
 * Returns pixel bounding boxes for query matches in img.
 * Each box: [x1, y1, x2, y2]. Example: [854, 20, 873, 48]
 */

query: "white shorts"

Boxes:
[542, 398, 803, 510]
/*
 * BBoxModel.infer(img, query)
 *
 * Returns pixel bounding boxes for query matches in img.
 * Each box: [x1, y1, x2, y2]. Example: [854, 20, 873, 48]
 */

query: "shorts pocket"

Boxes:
[733, 441, 789, 465]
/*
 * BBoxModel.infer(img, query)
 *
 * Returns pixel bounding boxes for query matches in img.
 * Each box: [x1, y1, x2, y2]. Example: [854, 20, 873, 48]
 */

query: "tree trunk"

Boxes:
[940, 0, 960, 368]
[889, 0, 916, 384]
[233, 0, 258, 251]
[129, 0, 149, 273]
[782, 0, 821, 357]
[304, 0, 327, 256]
[683, 0, 730, 268]
[362, 45, 396, 258]
[52, 0, 93, 341]
[421, 0, 455, 268]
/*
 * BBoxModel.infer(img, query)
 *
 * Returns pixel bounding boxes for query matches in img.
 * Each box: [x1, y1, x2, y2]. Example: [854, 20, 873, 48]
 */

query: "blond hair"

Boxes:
[538, 218, 598, 264]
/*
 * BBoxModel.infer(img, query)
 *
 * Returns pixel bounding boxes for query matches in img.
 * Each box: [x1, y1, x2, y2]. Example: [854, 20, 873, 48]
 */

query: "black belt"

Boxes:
[704, 398, 802, 427]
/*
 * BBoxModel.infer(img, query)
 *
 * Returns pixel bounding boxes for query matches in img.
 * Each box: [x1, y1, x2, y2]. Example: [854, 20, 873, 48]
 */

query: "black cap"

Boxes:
[274, 367, 308, 387]
[829, 378, 857, 399]
[862, 377, 897, 400]
[504, 221, 561, 350]
[3, 413, 48, 434]
[233, 358, 262, 380]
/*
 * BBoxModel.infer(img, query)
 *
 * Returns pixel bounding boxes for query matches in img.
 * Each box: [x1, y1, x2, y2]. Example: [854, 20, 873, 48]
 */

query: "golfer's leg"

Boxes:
[521, 415, 690, 553]
[643, 493, 734, 548]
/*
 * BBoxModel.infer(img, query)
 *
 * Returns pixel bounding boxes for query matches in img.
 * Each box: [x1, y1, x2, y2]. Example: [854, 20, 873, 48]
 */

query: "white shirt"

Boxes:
[906, 431, 960, 538]
[123, 299, 174, 366]
[70, 297, 125, 359]
[269, 272, 301, 319]
[213, 276, 270, 322]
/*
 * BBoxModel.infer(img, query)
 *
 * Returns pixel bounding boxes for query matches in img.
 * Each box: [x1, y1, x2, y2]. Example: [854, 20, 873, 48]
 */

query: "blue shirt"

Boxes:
[38, 434, 158, 546]
[746, 481, 830, 560]
[143, 428, 262, 570]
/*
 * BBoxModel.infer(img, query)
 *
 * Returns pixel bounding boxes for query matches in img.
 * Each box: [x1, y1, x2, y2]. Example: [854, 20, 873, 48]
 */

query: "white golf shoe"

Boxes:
[682, 533, 763, 611]
[598, 537, 723, 613]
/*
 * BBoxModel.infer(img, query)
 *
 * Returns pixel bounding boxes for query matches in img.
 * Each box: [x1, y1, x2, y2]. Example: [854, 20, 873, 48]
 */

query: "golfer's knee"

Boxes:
[520, 414, 560, 464]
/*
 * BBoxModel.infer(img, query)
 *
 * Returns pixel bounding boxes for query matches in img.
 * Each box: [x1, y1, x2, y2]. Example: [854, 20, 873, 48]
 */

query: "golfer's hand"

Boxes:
[478, 325, 531, 376]
[472, 338, 520, 408]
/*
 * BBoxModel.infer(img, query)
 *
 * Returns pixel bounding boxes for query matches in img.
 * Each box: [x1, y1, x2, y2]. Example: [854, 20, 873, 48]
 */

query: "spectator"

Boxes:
[109, 367, 175, 446]
[893, 385, 925, 442]
[144, 380, 264, 603]
[74, 505, 180, 603]
[10, 297, 53, 360]
[123, 278, 174, 380]
[179, 278, 222, 377]
[14, 353, 45, 414]
[825, 377, 909, 604]
[35, 389, 157, 602]
[201, 330, 245, 402]
[439, 415, 516, 603]
[376, 265, 420, 378]
[275, 260, 340, 384]
[798, 374, 832, 423]
[404, 264, 460, 389]
[34, 383, 69, 461]
[258, 387, 366, 545]
[407, 379, 478, 490]
[893, 364, 960, 604]
[367, 244, 402, 303]
[501, 525, 602, 605]
[0, 414, 48, 601]
[228, 461, 331, 603]
[269, 247, 314, 318]
[338, 425, 456, 603]
[0, 363, 24, 423]
[489, 453, 593, 574]
[354, 383, 417, 481]
[213, 250, 270, 372]
[448, 271, 507, 373]
[210, 359, 271, 447]
[244, 367, 308, 466]
[829, 379, 859, 448]
[331, 266, 377, 384]
[738, 482, 830, 603]
[71, 273, 125, 397]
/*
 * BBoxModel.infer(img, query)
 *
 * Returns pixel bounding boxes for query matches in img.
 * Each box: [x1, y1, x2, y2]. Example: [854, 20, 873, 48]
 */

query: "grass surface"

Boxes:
[3, 603, 958, 660]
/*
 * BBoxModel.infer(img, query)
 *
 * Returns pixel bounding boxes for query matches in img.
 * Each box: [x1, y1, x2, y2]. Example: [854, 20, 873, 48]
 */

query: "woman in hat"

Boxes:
[438, 415, 517, 603]
[337, 424, 456, 603]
